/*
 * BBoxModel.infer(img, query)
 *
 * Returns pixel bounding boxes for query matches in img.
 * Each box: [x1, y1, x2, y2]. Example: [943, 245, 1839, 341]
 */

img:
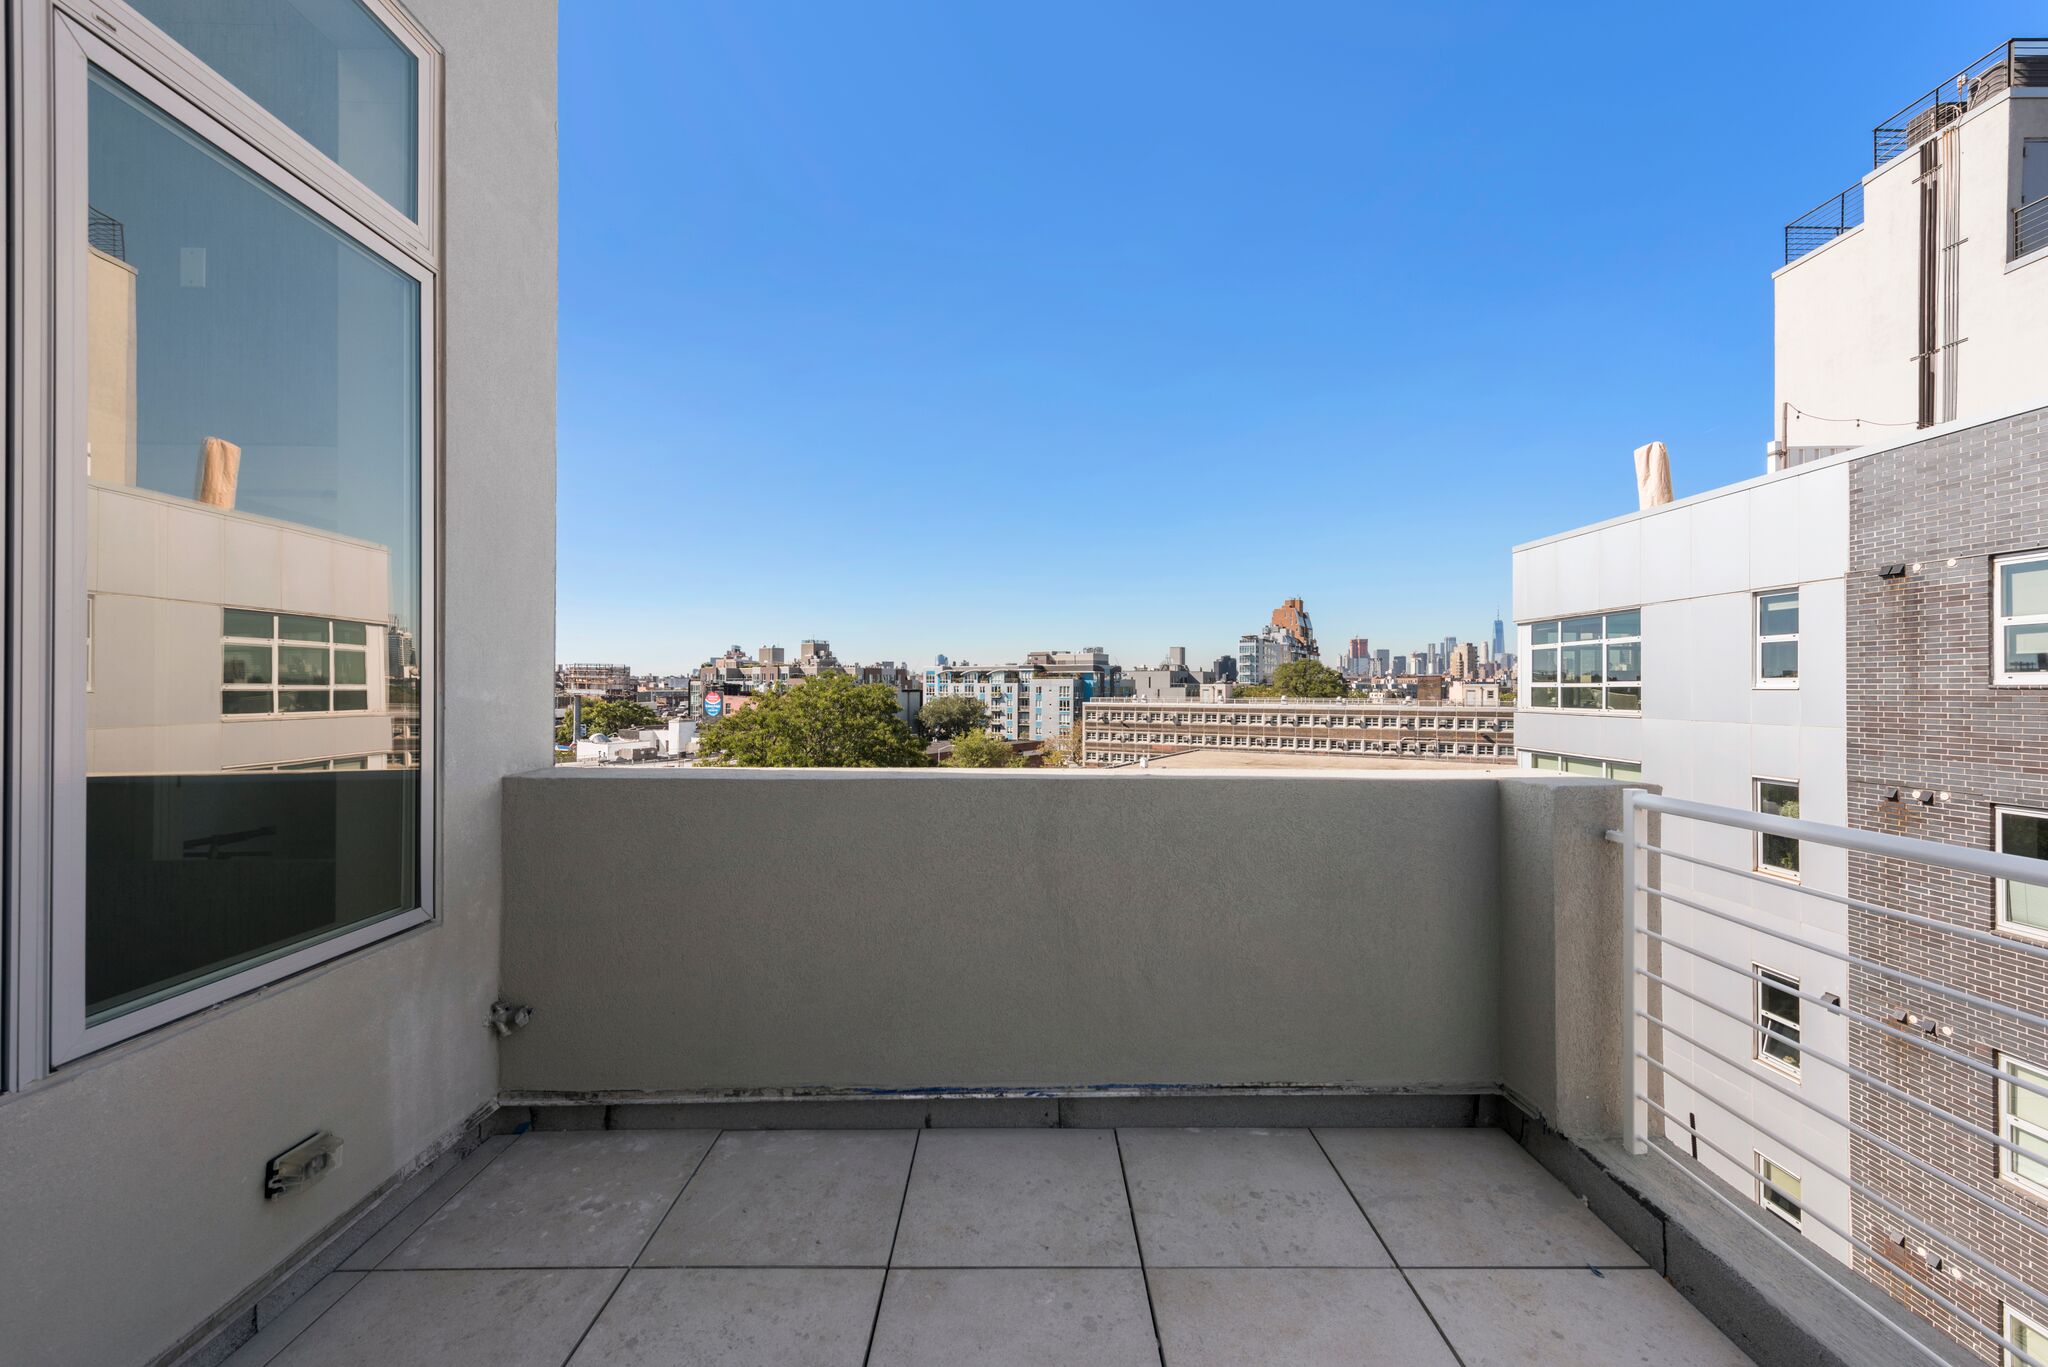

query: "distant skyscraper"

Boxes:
[1347, 636, 1369, 661]
[1492, 611, 1505, 660]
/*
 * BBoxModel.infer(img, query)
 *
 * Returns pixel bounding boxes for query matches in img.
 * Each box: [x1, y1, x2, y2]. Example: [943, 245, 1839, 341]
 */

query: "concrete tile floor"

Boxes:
[231, 1126, 1755, 1367]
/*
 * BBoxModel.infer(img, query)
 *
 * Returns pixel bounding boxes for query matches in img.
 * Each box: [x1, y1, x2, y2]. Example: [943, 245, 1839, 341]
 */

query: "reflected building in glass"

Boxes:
[81, 68, 423, 1026]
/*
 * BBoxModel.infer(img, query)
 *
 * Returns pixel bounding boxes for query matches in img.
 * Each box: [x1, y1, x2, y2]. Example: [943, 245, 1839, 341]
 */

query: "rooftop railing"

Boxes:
[1872, 39, 2048, 169]
[2016, 196, 2048, 260]
[1784, 182, 1864, 264]
[1620, 790, 2048, 1367]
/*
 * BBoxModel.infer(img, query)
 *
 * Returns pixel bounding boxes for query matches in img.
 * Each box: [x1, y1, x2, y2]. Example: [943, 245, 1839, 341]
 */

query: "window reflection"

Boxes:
[84, 69, 421, 1021]
[128, 0, 418, 217]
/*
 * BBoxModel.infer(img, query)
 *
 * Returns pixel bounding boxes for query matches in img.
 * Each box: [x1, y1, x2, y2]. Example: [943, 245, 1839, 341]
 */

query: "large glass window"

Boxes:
[1524, 752, 1642, 780]
[1524, 611, 1640, 711]
[2000, 1055, 2048, 1196]
[1996, 552, 2048, 685]
[1996, 807, 2048, 941]
[128, 0, 419, 217]
[75, 61, 425, 1040]
[1757, 590, 1799, 687]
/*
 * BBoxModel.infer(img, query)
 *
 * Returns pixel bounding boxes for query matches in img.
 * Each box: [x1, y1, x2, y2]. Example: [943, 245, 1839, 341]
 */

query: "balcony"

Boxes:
[17, 769, 2022, 1366]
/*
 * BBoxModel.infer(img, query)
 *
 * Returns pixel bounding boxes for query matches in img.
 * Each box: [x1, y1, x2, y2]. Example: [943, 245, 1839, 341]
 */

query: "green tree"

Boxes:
[556, 698, 660, 745]
[942, 728, 1025, 768]
[918, 694, 989, 741]
[696, 672, 928, 768]
[1035, 725, 1083, 767]
[1267, 659, 1349, 698]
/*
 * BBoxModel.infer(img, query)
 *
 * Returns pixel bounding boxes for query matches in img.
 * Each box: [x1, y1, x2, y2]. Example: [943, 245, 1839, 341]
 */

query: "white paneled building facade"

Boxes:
[1514, 445, 1855, 1264]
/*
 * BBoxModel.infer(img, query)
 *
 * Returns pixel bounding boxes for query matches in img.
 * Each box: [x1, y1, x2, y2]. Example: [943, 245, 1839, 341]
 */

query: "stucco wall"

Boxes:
[0, 3, 557, 1365]
[498, 771, 1619, 1100]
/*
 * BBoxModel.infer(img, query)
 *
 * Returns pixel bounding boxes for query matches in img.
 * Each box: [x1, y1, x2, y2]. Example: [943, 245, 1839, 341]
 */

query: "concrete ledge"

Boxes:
[499, 1087, 1499, 1131]
[1500, 1103, 1975, 1367]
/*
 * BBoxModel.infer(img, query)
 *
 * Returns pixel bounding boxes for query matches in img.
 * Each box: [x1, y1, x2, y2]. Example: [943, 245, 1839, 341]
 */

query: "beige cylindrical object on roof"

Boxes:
[1633, 440, 1672, 511]
[196, 436, 241, 509]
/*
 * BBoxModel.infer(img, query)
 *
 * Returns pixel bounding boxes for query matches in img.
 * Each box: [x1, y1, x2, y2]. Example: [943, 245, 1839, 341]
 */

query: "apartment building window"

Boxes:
[1997, 551, 2048, 685]
[44, 5, 440, 1062]
[1526, 611, 1640, 711]
[1756, 1154, 1803, 1228]
[1526, 752, 1643, 781]
[222, 611, 374, 715]
[1756, 779, 1801, 878]
[1996, 807, 2048, 941]
[1755, 966, 1802, 1076]
[1756, 590, 1799, 687]
[1999, 1056, 2048, 1195]
[2006, 1304, 2048, 1367]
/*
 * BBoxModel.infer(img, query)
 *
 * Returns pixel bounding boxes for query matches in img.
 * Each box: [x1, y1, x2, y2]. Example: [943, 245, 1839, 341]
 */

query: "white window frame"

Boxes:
[1755, 1152, 1804, 1228]
[1995, 805, 2048, 945]
[1999, 1054, 2048, 1200]
[1522, 751, 1642, 781]
[1520, 610, 1642, 713]
[1754, 964, 1802, 1078]
[2005, 1303, 2048, 1367]
[1755, 588, 1800, 690]
[35, 13, 440, 1068]
[1754, 777, 1802, 882]
[1995, 550, 2048, 687]
[59, 0, 442, 269]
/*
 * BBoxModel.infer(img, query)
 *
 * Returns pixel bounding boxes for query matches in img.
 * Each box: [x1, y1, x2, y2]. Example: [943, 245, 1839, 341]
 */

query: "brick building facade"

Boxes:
[1846, 405, 2048, 1358]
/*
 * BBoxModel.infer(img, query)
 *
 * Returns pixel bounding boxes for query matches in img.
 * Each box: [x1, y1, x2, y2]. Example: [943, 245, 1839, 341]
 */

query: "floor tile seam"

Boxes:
[860, 1126, 922, 1367]
[550, 1128, 725, 1367]
[1307, 1126, 1468, 1367]
[1112, 1129, 1170, 1367]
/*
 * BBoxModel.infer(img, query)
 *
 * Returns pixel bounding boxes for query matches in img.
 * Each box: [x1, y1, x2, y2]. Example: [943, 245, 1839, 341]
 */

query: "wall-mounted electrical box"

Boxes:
[265, 1131, 342, 1200]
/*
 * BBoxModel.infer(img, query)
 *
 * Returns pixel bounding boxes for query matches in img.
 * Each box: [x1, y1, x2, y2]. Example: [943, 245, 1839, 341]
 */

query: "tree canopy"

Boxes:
[942, 728, 1025, 768]
[1264, 659, 1349, 698]
[917, 694, 989, 741]
[557, 698, 660, 745]
[696, 672, 928, 768]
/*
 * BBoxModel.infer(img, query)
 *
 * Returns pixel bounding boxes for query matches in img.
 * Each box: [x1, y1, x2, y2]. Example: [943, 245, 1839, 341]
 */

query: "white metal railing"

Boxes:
[1619, 789, 2048, 1367]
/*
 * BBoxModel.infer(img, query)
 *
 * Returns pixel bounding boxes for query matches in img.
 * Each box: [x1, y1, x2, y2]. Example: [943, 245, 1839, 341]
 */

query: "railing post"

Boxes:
[1621, 786, 1647, 1156]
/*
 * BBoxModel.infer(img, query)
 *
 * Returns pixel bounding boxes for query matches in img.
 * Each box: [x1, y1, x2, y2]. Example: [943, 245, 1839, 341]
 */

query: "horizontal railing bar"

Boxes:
[1640, 1102, 2047, 1367]
[1637, 979, 2044, 1172]
[1637, 1082, 2047, 1319]
[1636, 1018, 2048, 1247]
[1645, 840, 2048, 960]
[1640, 1144, 1965, 1367]
[1636, 932, 2048, 1106]
[1631, 792, 2048, 887]
[1638, 880, 2048, 1036]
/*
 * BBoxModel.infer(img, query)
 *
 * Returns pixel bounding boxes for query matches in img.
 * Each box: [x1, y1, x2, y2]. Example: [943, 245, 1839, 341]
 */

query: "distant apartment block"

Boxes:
[1081, 696, 1513, 766]
[1023, 646, 1114, 699]
[1237, 596, 1321, 685]
[923, 663, 1078, 742]
[560, 662, 635, 698]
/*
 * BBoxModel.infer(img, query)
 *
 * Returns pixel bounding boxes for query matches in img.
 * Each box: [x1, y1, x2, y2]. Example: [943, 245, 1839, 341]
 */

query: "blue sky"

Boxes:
[558, 3, 2037, 673]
